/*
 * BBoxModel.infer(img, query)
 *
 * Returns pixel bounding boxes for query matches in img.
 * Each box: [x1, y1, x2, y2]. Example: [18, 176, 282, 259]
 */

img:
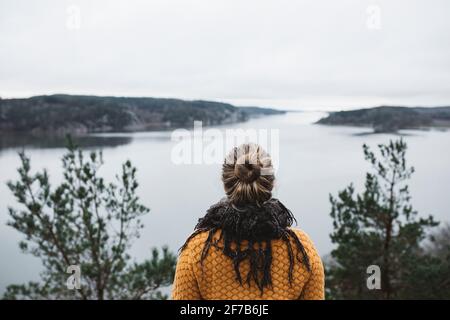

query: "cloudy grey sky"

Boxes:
[1, 0, 449, 110]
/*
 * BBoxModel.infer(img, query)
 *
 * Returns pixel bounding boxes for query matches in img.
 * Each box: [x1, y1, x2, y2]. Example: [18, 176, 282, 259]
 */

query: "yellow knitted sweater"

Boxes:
[172, 228, 324, 300]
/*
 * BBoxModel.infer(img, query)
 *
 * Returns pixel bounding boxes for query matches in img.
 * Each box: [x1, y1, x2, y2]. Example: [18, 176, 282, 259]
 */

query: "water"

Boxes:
[1, 112, 450, 294]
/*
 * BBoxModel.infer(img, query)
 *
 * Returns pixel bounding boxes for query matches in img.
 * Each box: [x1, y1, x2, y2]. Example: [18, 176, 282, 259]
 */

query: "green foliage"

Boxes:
[326, 139, 444, 299]
[3, 139, 176, 300]
[400, 223, 450, 299]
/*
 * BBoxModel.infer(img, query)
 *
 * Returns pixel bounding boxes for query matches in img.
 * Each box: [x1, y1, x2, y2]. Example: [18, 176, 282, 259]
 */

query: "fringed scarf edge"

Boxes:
[180, 198, 311, 293]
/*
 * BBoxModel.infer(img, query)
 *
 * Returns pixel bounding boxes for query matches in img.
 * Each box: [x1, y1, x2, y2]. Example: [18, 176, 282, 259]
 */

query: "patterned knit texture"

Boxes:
[172, 228, 324, 300]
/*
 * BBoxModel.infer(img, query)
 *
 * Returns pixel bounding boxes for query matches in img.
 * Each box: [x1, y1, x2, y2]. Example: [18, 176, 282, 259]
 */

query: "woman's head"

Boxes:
[222, 143, 274, 206]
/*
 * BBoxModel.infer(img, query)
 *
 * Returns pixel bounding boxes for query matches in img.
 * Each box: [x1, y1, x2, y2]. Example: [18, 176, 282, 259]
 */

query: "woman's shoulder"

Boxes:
[182, 230, 208, 248]
[288, 227, 319, 253]
[180, 230, 218, 254]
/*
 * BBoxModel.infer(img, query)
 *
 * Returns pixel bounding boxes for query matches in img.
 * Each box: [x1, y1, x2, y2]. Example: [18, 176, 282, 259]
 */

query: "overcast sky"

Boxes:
[1, 0, 449, 110]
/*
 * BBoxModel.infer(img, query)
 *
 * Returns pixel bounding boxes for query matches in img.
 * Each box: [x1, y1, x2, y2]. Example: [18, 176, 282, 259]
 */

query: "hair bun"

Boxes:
[234, 156, 261, 183]
[222, 143, 274, 205]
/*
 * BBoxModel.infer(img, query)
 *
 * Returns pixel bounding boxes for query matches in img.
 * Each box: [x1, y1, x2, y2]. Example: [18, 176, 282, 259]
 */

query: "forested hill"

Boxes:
[0, 94, 284, 135]
[316, 106, 450, 133]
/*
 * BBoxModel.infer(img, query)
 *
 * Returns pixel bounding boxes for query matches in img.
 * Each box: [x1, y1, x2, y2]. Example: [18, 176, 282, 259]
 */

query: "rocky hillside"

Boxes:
[0, 94, 284, 135]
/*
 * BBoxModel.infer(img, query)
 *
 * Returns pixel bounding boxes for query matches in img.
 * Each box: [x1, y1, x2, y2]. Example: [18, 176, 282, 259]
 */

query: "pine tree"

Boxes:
[399, 223, 450, 299]
[4, 140, 176, 299]
[326, 139, 438, 299]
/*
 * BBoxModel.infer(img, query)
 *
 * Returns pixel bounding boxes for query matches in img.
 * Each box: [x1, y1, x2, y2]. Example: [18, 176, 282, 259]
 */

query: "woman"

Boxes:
[172, 143, 324, 300]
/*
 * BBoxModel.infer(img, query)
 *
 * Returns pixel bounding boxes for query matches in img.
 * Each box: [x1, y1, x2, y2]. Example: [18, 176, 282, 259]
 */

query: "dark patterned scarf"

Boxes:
[180, 198, 310, 292]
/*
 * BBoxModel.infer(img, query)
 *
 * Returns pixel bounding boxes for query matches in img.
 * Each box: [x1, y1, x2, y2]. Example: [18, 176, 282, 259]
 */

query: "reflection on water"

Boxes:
[0, 133, 134, 152]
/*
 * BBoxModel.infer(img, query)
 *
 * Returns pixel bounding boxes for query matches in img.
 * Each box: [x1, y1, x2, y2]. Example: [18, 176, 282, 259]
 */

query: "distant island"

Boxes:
[316, 106, 450, 133]
[0, 94, 284, 135]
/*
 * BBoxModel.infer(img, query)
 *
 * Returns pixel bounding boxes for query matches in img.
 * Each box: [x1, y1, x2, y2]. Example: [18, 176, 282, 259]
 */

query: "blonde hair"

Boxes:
[222, 143, 274, 206]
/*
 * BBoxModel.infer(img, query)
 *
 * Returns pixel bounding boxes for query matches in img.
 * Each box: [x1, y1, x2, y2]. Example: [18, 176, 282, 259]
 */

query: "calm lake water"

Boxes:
[1, 111, 450, 294]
